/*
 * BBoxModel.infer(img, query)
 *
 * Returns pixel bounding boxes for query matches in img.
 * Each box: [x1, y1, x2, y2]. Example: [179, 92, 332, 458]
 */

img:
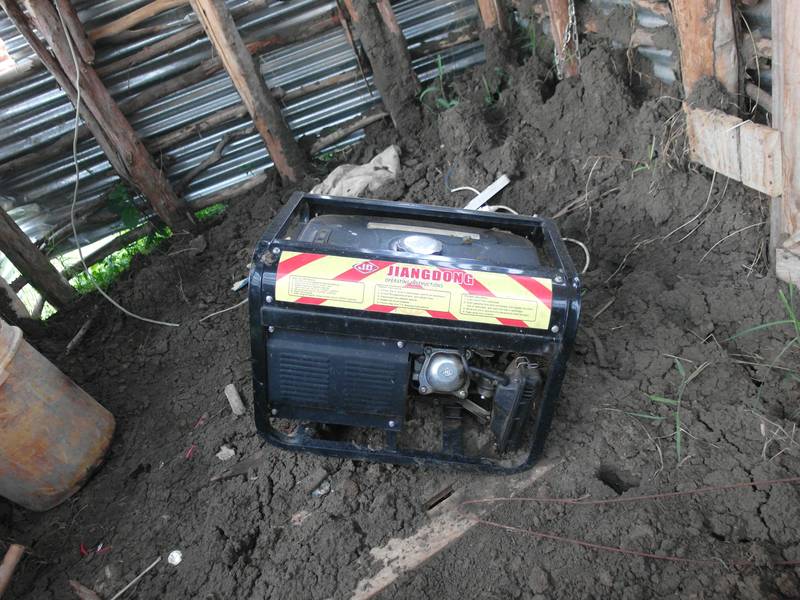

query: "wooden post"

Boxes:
[343, 0, 422, 132]
[0, 207, 75, 308]
[2, 0, 197, 233]
[476, 0, 514, 70]
[671, 0, 738, 97]
[476, 0, 506, 32]
[772, 0, 800, 283]
[0, 277, 31, 325]
[190, 0, 307, 184]
[545, 0, 579, 78]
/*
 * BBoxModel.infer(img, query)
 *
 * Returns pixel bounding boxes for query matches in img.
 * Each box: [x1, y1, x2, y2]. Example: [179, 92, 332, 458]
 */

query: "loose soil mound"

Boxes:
[3, 44, 798, 599]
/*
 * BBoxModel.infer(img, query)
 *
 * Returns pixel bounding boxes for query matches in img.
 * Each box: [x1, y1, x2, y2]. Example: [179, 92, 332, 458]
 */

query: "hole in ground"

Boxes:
[597, 465, 639, 495]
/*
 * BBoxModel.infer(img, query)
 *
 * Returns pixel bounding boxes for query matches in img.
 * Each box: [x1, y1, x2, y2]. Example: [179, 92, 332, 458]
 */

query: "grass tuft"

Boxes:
[727, 284, 800, 394]
[420, 55, 459, 111]
[647, 358, 709, 463]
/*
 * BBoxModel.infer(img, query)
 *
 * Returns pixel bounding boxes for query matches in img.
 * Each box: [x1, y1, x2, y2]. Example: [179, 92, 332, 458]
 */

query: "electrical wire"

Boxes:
[450, 186, 482, 196]
[198, 298, 248, 322]
[448, 183, 592, 274]
[562, 237, 590, 274]
[56, 2, 180, 328]
[460, 475, 800, 567]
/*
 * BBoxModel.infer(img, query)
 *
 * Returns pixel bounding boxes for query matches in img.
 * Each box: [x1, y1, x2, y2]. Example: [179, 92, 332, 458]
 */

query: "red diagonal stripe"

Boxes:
[458, 273, 494, 297]
[427, 310, 457, 320]
[497, 318, 528, 328]
[511, 275, 553, 309]
[366, 304, 396, 313]
[295, 297, 326, 305]
[334, 260, 393, 282]
[276, 253, 326, 280]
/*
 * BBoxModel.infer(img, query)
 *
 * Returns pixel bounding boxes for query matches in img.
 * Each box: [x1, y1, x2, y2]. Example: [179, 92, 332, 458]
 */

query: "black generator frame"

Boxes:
[249, 192, 581, 473]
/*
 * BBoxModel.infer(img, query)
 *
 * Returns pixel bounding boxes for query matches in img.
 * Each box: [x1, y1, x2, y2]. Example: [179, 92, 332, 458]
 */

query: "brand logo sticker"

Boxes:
[354, 261, 380, 274]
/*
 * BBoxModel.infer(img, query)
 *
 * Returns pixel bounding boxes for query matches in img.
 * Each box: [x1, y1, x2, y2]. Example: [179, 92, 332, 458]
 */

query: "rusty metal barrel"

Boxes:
[0, 320, 115, 511]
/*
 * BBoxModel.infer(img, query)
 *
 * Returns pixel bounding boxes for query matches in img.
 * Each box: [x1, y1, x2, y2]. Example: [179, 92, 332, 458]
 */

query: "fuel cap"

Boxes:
[396, 234, 443, 255]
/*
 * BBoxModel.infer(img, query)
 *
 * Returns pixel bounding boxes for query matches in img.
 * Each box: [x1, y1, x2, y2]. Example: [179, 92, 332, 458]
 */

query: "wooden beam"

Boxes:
[4, 0, 196, 233]
[671, 0, 738, 97]
[476, 0, 514, 69]
[0, 276, 30, 322]
[89, 0, 189, 43]
[545, 0, 579, 78]
[686, 106, 783, 196]
[0, 206, 75, 308]
[343, 0, 421, 132]
[190, 0, 307, 184]
[476, 0, 505, 31]
[53, 0, 94, 64]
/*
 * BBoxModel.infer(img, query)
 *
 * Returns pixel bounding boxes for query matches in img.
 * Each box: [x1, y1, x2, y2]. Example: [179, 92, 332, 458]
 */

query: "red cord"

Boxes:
[460, 475, 800, 568]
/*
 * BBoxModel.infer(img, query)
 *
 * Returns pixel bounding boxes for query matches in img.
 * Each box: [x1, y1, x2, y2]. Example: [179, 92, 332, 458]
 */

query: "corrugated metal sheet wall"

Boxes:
[0, 0, 483, 252]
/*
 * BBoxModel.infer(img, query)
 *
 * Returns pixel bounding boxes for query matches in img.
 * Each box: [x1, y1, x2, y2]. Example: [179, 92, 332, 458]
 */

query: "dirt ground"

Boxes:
[3, 41, 800, 599]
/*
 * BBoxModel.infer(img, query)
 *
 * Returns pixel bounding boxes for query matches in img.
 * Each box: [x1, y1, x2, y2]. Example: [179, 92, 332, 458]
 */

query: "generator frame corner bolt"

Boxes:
[249, 192, 581, 472]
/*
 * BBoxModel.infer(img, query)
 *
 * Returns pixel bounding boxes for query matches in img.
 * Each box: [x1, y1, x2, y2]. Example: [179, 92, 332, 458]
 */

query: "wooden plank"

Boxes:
[686, 107, 742, 181]
[672, 0, 738, 96]
[686, 107, 783, 196]
[89, 0, 189, 42]
[350, 460, 557, 600]
[0, 207, 75, 308]
[545, 0, 579, 78]
[190, 0, 307, 184]
[740, 121, 782, 196]
[6, 0, 196, 233]
[343, 0, 421, 132]
[773, 1, 800, 252]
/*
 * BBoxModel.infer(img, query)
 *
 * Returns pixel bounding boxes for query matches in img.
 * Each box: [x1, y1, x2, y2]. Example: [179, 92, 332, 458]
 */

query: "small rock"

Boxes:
[168, 550, 183, 565]
[311, 479, 331, 498]
[216, 445, 235, 461]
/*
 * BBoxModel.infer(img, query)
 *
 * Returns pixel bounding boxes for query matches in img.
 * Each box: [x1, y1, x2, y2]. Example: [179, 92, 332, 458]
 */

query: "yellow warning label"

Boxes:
[375, 285, 451, 312]
[275, 252, 553, 329]
[460, 295, 538, 322]
[289, 276, 364, 303]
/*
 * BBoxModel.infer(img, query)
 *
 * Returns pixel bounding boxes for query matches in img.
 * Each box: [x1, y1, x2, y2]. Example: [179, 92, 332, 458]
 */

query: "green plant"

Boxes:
[195, 203, 226, 221]
[482, 75, 494, 107]
[728, 284, 800, 392]
[647, 358, 708, 462]
[420, 55, 459, 111]
[70, 228, 170, 294]
[527, 24, 537, 54]
[632, 136, 657, 174]
[107, 183, 142, 229]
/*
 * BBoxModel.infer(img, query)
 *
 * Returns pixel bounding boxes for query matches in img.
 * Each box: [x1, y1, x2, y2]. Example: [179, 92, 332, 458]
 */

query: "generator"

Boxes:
[249, 192, 581, 472]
